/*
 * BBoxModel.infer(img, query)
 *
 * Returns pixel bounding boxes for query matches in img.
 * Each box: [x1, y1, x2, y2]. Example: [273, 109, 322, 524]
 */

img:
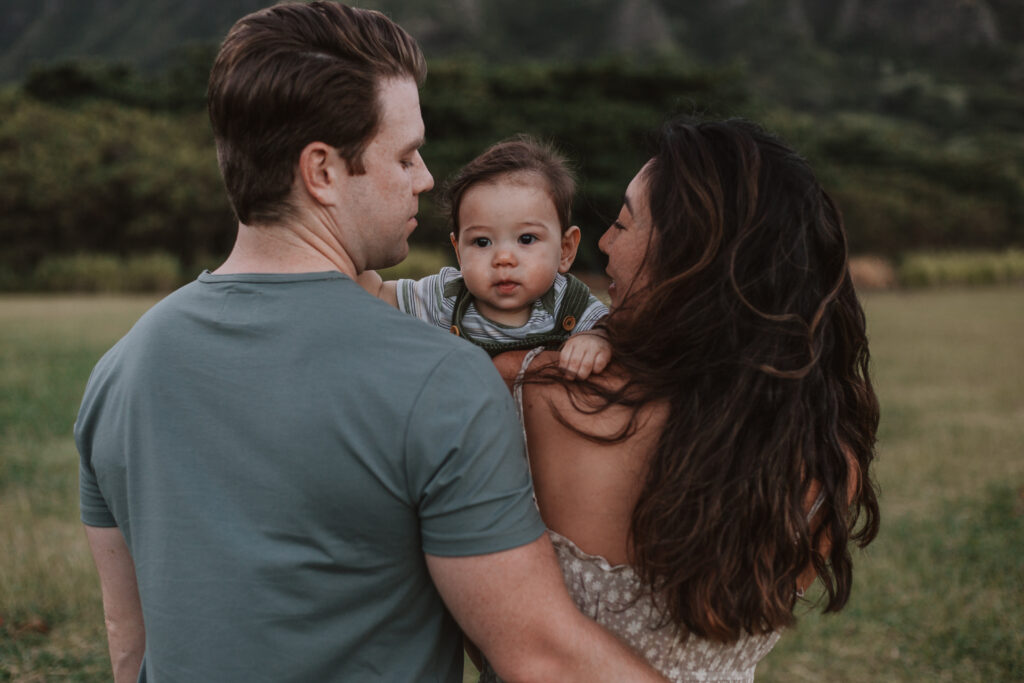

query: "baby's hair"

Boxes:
[442, 135, 576, 237]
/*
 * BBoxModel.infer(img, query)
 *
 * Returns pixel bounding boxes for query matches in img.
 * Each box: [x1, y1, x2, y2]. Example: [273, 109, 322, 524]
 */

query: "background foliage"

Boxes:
[0, 0, 1022, 288]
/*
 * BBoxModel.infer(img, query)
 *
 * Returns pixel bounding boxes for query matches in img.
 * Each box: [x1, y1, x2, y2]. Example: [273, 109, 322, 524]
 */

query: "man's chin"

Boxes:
[368, 245, 409, 272]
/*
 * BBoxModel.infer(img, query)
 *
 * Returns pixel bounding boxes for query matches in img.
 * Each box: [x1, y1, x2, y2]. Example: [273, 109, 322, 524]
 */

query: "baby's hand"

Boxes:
[558, 330, 612, 380]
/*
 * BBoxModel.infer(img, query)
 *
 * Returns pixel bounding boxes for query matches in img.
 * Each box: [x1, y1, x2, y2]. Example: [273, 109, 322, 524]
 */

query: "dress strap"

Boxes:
[513, 348, 545, 509]
[806, 491, 826, 522]
[513, 347, 545, 425]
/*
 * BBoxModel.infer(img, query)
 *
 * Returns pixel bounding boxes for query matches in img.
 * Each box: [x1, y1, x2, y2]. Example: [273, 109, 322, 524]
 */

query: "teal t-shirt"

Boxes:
[76, 271, 545, 682]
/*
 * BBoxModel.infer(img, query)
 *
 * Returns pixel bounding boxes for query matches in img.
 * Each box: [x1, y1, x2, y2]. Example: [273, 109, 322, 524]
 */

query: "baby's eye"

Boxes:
[518, 234, 537, 245]
[472, 237, 491, 248]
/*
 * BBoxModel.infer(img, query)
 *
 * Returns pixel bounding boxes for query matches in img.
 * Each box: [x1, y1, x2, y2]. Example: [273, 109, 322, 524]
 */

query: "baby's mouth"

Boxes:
[495, 281, 519, 294]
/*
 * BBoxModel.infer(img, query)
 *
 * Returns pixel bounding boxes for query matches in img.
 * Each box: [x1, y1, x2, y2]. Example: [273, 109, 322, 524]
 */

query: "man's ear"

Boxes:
[449, 232, 461, 267]
[558, 225, 581, 273]
[297, 141, 341, 206]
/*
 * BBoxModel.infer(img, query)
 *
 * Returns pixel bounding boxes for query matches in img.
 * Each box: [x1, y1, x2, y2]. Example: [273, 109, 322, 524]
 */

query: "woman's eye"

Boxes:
[613, 219, 627, 231]
[519, 234, 537, 245]
[472, 237, 491, 248]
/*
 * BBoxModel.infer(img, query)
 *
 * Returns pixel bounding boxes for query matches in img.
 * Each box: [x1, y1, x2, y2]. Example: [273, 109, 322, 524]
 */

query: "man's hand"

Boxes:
[558, 329, 612, 380]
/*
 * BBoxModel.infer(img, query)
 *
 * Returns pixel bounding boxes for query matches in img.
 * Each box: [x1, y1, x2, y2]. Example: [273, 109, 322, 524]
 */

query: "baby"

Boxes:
[358, 136, 611, 378]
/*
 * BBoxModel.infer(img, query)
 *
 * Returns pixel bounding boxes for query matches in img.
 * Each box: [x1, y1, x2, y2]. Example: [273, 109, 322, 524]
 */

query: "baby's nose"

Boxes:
[493, 248, 516, 266]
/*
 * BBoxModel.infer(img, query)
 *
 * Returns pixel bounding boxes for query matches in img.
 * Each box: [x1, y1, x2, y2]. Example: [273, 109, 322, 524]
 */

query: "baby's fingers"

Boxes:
[558, 345, 586, 379]
[570, 349, 600, 381]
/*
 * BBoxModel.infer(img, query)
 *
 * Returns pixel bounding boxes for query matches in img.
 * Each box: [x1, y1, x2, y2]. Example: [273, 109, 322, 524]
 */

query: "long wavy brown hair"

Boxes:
[536, 118, 879, 642]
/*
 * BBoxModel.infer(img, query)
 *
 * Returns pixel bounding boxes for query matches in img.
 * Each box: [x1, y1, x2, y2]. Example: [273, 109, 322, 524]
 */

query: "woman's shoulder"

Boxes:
[517, 353, 666, 442]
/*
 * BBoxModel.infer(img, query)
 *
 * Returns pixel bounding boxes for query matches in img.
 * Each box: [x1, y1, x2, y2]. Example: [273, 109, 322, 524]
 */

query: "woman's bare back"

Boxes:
[517, 352, 666, 565]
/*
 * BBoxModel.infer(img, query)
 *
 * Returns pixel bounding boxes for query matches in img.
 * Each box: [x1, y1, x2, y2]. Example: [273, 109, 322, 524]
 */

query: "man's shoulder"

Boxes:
[377, 310, 498, 379]
[342, 283, 499, 376]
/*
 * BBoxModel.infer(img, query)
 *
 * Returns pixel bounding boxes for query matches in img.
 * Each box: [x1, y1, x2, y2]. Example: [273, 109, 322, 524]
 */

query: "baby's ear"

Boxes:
[558, 226, 581, 273]
[449, 232, 461, 266]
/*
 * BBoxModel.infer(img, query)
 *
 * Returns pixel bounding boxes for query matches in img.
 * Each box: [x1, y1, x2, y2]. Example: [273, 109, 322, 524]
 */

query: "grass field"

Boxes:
[1, 289, 1022, 682]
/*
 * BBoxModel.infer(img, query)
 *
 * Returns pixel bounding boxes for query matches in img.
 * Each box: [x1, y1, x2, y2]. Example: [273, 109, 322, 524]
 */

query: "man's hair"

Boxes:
[208, 1, 427, 226]
[442, 135, 576, 237]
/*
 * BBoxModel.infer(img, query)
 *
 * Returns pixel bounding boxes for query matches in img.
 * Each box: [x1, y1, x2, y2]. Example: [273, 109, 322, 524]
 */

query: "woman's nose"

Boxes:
[598, 226, 613, 254]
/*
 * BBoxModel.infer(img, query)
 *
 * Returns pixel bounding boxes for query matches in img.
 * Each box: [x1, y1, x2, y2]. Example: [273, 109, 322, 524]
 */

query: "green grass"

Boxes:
[0, 295, 158, 681]
[759, 287, 1024, 682]
[2, 288, 1022, 681]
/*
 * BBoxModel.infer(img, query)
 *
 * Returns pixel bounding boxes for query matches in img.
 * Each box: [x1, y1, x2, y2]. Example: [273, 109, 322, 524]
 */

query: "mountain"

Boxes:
[1, 0, 1021, 82]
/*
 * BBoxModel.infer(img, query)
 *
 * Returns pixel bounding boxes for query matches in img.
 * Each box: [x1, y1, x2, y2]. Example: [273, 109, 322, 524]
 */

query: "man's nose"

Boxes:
[414, 154, 434, 194]
[416, 165, 434, 194]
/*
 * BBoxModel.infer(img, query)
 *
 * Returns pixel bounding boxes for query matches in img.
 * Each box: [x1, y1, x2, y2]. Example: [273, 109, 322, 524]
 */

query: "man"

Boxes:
[76, 3, 667, 681]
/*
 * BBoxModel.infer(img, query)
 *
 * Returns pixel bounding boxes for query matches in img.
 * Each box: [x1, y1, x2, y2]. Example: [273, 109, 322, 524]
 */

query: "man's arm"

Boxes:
[427, 535, 668, 683]
[84, 525, 145, 683]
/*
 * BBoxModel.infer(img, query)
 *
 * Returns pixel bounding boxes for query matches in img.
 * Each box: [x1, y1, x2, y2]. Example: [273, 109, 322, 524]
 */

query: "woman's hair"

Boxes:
[442, 135, 576, 237]
[539, 118, 879, 642]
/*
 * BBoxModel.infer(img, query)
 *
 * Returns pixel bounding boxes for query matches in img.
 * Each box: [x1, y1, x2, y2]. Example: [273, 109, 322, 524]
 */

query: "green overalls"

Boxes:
[447, 273, 596, 357]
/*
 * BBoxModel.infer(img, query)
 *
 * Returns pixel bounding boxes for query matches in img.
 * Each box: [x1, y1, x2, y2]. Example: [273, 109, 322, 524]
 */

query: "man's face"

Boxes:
[340, 77, 433, 272]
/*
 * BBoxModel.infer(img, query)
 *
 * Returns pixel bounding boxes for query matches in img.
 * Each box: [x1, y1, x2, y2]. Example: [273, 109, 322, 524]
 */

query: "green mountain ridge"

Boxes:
[2, 0, 1022, 82]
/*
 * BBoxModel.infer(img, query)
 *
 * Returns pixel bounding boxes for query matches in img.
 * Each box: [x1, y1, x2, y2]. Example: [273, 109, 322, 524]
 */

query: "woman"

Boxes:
[484, 118, 879, 682]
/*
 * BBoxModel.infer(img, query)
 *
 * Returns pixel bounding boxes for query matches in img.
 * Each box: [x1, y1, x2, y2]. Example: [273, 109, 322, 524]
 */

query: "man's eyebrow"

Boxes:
[401, 137, 425, 156]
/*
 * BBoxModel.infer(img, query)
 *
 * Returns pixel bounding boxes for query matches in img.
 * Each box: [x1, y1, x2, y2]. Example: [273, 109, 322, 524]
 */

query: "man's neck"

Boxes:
[214, 220, 359, 278]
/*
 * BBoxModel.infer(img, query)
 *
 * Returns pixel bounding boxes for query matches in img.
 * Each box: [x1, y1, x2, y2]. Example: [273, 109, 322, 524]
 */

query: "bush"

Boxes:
[768, 110, 1024, 252]
[898, 249, 1024, 287]
[0, 89, 235, 278]
[120, 253, 186, 291]
[379, 247, 454, 281]
[4, 56, 1023, 272]
[31, 252, 183, 293]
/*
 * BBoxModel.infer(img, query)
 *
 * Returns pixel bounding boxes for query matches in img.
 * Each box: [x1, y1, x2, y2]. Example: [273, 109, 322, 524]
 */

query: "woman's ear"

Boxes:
[449, 232, 461, 267]
[297, 141, 341, 206]
[558, 225, 581, 273]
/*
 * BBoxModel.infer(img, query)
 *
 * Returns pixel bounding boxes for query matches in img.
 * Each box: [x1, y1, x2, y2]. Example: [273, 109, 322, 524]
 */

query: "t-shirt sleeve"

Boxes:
[405, 345, 545, 557]
[75, 411, 117, 527]
[573, 291, 609, 333]
[395, 268, 458, 329]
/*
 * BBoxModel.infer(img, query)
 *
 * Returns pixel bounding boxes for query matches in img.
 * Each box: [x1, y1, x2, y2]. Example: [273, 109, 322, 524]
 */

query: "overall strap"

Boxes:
[555, 273, 594, 333]
[449, 277, 475, 339]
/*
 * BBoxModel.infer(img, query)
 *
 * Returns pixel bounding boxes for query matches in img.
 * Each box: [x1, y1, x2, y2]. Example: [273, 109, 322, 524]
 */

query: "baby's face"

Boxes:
[453, 178, 578, 328]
